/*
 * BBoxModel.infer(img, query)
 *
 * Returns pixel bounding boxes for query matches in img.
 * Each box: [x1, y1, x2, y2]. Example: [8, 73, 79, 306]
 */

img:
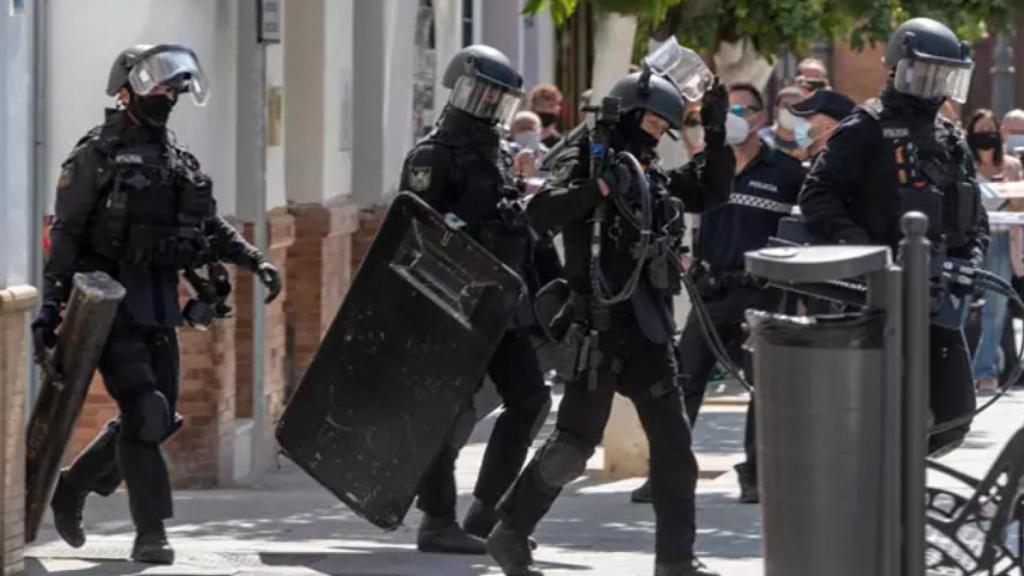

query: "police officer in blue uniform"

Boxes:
[398, 45, 552, 555]
[799, 17, 987, 455]
[36, 44, 281, 564]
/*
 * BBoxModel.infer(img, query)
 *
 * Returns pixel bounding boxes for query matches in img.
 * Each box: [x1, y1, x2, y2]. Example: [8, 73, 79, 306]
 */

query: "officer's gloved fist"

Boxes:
[700, 79, 729, 135]
[597, 163, 630, 197]
[31, 301, 61, 368]
[256, 261, 282, 304]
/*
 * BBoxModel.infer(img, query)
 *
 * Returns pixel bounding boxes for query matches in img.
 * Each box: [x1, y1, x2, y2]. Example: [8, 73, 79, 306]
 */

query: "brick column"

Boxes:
[350, 206, 388, 279]
[166, 268, 237, 488]
[0, 285, 38, 575]
[284, 199, 359, 393]
[261, 208, 295, 440]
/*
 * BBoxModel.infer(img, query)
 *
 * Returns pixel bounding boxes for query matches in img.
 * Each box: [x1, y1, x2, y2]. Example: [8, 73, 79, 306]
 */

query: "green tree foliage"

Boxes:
[524, 0, 1019, 57]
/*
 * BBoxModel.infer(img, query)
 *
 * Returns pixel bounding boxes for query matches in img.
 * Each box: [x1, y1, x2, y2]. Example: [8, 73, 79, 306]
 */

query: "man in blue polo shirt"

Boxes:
[632, 83, 809, 505]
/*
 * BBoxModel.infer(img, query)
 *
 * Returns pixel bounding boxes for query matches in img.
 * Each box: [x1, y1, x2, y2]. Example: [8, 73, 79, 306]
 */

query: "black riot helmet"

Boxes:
[107, 44, 210, 106]
[884, 18, 973, 104]
[442, 44, 524, 125]
[606, 70, 685, 131]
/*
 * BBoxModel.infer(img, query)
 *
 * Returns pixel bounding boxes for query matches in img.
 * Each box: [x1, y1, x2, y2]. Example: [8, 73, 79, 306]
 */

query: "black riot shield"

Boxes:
[25, 272, 125, 543]
[276, 192, 525, 530]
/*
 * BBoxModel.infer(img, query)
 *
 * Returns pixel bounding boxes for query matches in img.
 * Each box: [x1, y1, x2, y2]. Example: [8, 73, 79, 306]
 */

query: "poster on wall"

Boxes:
[9, 0, 25, 16]
[258, 0, 282, 44]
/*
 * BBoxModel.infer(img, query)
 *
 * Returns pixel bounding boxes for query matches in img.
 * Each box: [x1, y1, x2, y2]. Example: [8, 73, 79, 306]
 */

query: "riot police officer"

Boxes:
[35, 44, 282, 564]
[487, 69, 734, 576]
[399, 45, 552, 554]
[799, 18, 986, 455]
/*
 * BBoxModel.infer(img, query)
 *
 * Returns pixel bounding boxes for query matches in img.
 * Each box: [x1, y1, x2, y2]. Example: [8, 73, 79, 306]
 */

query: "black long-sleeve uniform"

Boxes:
[49, 109, 267, 529]
[399, 109, 551, 522]
[799, 86, 988, 453]
[496, 127, 734, 564]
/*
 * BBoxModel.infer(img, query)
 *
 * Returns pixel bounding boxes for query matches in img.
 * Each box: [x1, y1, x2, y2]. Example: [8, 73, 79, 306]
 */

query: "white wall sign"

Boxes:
[258, 0, 282, 44]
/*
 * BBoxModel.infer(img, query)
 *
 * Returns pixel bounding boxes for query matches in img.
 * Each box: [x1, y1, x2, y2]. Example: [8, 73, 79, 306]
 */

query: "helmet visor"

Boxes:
[449, 75, 522, 125]
[893, 57, 974, 104]
[128, 47, 209, 106]
[645, 36, 713, 102]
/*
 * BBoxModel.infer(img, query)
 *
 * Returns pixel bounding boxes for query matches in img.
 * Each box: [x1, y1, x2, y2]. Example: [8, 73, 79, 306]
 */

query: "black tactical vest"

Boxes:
[861, 101, 980, 250]
[90, 135, 215, 270]
[426, 131, 531, 272]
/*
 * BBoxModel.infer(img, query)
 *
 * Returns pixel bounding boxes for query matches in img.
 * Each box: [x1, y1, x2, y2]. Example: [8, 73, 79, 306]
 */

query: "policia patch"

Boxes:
[408, 166, 431, 193]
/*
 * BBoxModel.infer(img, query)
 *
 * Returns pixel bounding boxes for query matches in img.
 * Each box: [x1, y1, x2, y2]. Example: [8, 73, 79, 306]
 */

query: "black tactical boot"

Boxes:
[487, 521, 543, 576]
[465, 499, 538, 550]
[654, 558, 720, 576]
[50, 472, 87, 548]
[417, 514, 486, 554]
[630, 478, 653, 503]
[734, 462, 759, 504]
[131, 525, 175, 565]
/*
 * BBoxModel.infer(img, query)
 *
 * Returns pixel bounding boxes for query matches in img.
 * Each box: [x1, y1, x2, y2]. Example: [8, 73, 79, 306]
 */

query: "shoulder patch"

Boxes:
[57, 164, 74, 189]
[409, 166, 431, 192]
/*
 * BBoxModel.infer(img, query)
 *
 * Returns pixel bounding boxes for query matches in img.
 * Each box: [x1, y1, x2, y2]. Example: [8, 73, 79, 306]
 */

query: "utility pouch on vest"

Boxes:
[178, 176, 215, 227]
[898, 184, 944, 238]
[951, 180, 979, 241]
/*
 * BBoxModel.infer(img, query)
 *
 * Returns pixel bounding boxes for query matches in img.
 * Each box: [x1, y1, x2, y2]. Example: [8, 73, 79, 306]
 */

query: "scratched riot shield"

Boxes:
[25, 272, 125, 542]
[276, 192, 525, 530]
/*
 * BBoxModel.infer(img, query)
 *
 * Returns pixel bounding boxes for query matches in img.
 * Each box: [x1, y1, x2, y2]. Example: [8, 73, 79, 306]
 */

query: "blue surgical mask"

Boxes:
[1006, 134, 1024, 154]
[792, 117, 813, 149]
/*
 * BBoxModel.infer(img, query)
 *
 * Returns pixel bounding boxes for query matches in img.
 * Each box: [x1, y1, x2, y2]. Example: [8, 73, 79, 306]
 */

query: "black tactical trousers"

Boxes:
[930, 325, 976, 454]
[678, 286, 780, 477]
[417, 327, 550, 518]
[497, 315, 699, 564]
[62, 313, 179, 531]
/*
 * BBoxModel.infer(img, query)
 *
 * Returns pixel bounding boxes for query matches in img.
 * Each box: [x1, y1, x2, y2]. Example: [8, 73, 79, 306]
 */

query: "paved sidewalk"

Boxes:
[25, 385, 1024, 576]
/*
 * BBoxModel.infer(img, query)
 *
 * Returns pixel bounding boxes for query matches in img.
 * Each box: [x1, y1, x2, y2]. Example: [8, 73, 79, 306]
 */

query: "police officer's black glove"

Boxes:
[598, 162, 630, 197]
[256, 261, 282, 304]
[31, 301, 61, 369]
[968, 246, 985, 272]
[700, 79, 728, 135]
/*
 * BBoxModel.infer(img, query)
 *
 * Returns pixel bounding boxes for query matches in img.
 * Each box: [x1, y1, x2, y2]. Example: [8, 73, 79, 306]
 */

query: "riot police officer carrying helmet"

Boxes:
[799, 18, 986, 455]
[35, 44, 282, 564]
[398, 45, 552, 554]
[486, 67, 734, 576]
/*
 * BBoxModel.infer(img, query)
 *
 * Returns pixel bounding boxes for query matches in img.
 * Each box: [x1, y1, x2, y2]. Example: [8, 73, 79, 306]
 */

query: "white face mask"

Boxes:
[514, 130, 541, 151]
[1005, 134, 1024, 153]
[778, 109, 798, 131]
[725, 113, 750, 146]
[683, 125, 705, 147]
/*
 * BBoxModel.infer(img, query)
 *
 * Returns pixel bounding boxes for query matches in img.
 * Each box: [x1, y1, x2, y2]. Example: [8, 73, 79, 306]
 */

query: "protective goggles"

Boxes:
[449, 75, 522, 125]
[128, 45, 209, 106]
[893, 56, 973, 104]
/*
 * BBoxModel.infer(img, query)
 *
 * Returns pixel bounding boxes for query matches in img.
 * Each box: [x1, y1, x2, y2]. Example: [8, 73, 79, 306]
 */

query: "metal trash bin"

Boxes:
[749, 311, 894, 576]
[745, 243, 911, 576]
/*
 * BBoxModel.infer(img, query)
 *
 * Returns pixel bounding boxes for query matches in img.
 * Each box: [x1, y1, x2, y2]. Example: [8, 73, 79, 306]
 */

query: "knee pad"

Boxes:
[122, 391, 171, 445]
[536, 431, 593, 489]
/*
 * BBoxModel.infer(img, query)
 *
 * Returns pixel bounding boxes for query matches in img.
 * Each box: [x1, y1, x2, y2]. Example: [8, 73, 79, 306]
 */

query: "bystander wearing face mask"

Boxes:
[514, 130, 541, 152]
[683, 125, 705, 148]
[1004, 134, 1024, 155]
[725, 113, 750, 145]
[791, 116, 814, 150]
